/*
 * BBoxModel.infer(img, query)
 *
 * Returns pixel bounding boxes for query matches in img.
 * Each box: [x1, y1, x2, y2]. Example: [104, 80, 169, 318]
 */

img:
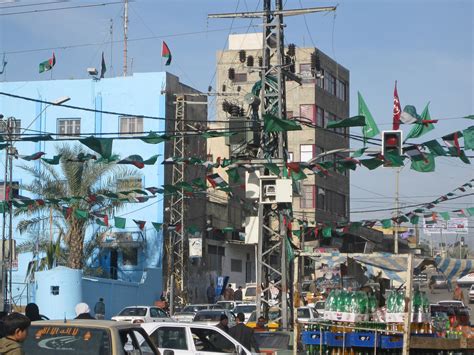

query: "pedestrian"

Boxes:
[229, 312, 260, 352]
[224, 285, 234, 301]
[74, 302, 95, 320]
[207, 282, 216, 304]
[0, 312, 31, 355]
[25, 303, 42, 322]
[429, 278, 435, 294]
[94, 298, 106, 320]
[216, 314, 229, 333]
[453, 284, 465, 303]
[255, 316, 267, 332]
[234, 286, 243, 301]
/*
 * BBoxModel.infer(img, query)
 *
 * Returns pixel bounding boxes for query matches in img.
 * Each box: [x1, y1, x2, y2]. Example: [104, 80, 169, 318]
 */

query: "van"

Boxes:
[243, 284, 257, 302]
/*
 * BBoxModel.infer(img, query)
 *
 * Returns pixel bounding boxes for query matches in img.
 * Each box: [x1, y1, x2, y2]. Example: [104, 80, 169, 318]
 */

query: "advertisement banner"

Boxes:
[189, 237, 202, 258]
[423, 218, 468, 234]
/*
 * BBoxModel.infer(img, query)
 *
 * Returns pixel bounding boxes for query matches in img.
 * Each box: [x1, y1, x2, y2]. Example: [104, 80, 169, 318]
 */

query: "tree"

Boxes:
[16, 144, 141, 269]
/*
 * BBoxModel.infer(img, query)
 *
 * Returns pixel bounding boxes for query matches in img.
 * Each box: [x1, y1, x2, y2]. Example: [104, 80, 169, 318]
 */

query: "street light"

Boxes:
[22, 95, 71, 135]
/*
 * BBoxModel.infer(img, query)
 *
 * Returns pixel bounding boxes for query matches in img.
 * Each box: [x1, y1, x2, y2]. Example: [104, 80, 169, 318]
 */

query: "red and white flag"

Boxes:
[393, 81, 401, 130]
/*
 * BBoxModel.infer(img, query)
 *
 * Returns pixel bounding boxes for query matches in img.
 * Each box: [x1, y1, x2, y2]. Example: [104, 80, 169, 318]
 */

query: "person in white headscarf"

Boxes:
[74, 302, 95, 320]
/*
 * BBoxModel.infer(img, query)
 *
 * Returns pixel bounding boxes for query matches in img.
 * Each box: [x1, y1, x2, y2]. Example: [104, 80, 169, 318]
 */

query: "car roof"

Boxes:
[31, 319, 139, 329]
[141, 321, 224, 333]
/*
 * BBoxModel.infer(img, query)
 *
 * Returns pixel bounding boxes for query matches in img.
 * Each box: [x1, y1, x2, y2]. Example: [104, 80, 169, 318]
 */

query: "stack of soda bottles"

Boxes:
[324, 289, 378, 323]
[386, 289, 432, 334]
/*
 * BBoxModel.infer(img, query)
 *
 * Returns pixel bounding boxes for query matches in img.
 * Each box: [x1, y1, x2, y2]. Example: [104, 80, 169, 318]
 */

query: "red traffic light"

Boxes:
[385, 135, 399, 146]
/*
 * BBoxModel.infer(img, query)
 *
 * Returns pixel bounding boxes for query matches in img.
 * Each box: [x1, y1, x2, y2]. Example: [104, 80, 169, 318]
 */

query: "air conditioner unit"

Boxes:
[263, 184, 276, 197]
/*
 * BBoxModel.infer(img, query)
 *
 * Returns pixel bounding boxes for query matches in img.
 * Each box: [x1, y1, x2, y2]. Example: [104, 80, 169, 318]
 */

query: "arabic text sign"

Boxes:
[423, 218, 468, 234]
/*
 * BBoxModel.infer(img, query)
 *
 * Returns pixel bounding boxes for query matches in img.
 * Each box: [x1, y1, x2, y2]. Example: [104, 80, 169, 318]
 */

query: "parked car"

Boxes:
[313, 300, 326, 316]
[192, 310, 236, 327]
[232, 303, 256, 321]
[413, 273, 428, 287]
[430, 275, 449, 289]
[140, 322, 253, 355]
[24, 319, 158, 354]
[216, 300, 241, 311]
[112, 306, 170, 324]
[174, 304, 223, 323]
[469, 285, 474, 303]
[243, 284, 257, 302]
[296, 307, 318, 323]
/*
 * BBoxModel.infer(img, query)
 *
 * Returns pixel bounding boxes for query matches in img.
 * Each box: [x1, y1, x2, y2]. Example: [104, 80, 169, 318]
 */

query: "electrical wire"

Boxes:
[0, 1, 123, 16]
[0, 1, 68, 9]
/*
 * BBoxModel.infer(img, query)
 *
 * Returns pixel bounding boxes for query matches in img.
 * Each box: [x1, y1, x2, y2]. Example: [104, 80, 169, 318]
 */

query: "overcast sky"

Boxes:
[0, 0, 472, 245]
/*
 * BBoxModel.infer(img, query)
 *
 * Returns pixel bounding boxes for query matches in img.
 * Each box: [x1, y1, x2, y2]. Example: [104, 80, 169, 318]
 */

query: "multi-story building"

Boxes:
[210, 32, 350, 236]
[0, 72, 206, 317]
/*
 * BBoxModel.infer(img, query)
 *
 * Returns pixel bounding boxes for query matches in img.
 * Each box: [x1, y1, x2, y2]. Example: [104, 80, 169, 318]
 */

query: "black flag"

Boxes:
[100, 52, 106, 79]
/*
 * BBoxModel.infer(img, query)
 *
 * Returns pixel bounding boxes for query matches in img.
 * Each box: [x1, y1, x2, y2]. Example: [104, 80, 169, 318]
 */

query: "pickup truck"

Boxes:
[24, 319, 159, 354]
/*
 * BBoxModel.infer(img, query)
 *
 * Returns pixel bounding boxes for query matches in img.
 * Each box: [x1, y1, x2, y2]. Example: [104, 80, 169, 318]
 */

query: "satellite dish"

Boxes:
[244, 93, 260, 107]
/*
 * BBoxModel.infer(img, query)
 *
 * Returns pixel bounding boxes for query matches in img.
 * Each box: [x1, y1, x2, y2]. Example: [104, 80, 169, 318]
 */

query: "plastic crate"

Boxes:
[301, 331, 325, 345]
[380, 335, 403, 349]
[347, 332, 379, 348]
[325, 332, 348, 347]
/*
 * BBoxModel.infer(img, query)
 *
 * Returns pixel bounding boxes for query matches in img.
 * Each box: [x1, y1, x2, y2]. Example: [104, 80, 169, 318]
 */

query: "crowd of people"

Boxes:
[216, 312, 260, 353]
[207, 283, 244, 303]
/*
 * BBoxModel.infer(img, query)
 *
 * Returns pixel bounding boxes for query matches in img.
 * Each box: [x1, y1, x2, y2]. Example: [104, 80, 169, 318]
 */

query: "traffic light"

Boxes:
[382, 130, 403, 164]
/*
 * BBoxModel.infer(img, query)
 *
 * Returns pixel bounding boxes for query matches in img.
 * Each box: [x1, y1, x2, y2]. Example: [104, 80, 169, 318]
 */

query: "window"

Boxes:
[317, 187, 326, 210]
[0, 119, 21, 137]
[300, 104, 316, 123]
[316, 69, 324, 88]
[324, 111, 336, 128]
[57, 118, 80, 137]
[150, 308, 167, 318]
[328, 191, 347, 217]
[300, 144, 314, 162]
[122, 247, 138, 266]
[299, 63, 314, 84]
[231, 258, 242, 272]
[190, 327, 235, 353]
[120, 116, 143, 135]
[316, 107, 324, 127]
[0, 181, 19, 200]
[233, 73, 247, 83]
[324, 72, 336, 95]
[208, 245, 225, 272]
[50, 286, 59, 295]
[336, 79, 347, 101]
[151, 327, 188, 350]
[300, 185, 315, 209]
[315, 146, 326, 161]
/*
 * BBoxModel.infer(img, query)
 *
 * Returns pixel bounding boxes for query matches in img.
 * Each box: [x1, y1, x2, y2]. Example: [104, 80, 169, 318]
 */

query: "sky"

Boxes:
[0, 0, 472, 246]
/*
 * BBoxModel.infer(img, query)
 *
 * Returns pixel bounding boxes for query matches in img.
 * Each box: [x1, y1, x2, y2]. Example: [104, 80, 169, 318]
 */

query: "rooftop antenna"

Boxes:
[123, 0, 128, 76]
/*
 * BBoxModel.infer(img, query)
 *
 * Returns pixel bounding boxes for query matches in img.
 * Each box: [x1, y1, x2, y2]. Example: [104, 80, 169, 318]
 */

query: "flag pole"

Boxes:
[160, 41, 163, 71]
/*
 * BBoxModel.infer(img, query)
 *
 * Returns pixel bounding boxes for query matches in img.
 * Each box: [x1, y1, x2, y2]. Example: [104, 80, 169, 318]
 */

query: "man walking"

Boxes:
[207, 282, 216, 304]
[224, 285, 235, 301]
[234, 286, 243, 301]
[229, 312, 260, 353]
[94, 298, 106, 320]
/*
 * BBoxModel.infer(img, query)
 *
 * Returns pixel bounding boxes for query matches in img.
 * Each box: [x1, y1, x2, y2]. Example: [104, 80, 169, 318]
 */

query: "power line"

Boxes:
[0, 1, 123, 17]
[0, 1, 68, 9]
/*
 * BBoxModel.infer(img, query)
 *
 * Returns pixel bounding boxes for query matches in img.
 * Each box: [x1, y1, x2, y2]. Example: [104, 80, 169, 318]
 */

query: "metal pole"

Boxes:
[394, 168, 400, 254]
[7, 145, 13, 309]
[169, 274, 174, 316]
[122, 0, 128, 76]
[402, 254, 413, 355]
[292, 254, 299, 355]
[1, 129, 7, 312]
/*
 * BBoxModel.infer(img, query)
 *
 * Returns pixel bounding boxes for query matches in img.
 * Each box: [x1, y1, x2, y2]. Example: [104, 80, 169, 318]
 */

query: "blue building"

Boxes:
[0, 72, 206, 318]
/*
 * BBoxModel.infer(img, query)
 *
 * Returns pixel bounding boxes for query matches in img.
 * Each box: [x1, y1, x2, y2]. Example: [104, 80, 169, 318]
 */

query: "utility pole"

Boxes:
[123, 0, 128, 76]
[394, 167, 400, 253]
[209, 2, 336, 330]
[110, 19, 114, 76]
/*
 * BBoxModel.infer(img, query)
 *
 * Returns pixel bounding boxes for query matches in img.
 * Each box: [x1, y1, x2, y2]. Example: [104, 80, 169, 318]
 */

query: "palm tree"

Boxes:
[16, 144, 142, 269]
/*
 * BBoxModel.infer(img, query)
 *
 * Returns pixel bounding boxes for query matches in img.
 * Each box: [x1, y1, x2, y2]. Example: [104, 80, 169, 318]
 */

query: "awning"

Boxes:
[435, 256, 474, 281]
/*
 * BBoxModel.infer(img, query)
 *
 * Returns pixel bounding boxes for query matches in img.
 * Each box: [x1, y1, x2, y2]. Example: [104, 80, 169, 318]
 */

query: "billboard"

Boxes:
[423, 218, 468, 235]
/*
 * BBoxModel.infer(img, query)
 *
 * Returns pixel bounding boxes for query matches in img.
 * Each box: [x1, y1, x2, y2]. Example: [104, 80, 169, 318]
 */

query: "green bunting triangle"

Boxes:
[406, 103, 434, 140]
[80, 136, 113, 159]
[263, 113, 301, 132]
[322, 227, 332, 238]
[358, 92, 380, 143]
[327, 115, 366, 128]
[74, 209, 89, 220]
[264, 163, 281, 176]
[140, 132, 171, 144]
[410, 153, 435, 172]
[114, 216, 126, 228]
[381, 219, 392, 228]
[463, 126, 474, 150]
[152, 222, 163, 232]
[41, 154, 62, 165]
[226, 167, 241, 183]
[360, 158, 384, 170]
[439, 212, 450, 221]
[423, 140, 447, 156]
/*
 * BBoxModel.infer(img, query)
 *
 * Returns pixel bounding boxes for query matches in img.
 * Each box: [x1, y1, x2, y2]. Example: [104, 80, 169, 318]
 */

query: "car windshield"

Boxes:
[194, 311, 224, 321]
[217, 302, 233, 310]
[314, 302, 325, 310]
[182, 305, 207, 312]
[248, 311, 256, 322]
[234, 305, 256, 313]
[24, 325, 111, 354]
[297, 309, 310, 318]
[245, 287, 256, 296]
[119, 307, 147, 317]
[302, 283, 312, 292]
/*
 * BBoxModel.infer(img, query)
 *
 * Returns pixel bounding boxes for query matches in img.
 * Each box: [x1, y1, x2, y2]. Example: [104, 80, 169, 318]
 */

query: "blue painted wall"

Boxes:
[0, 72, 168, 312]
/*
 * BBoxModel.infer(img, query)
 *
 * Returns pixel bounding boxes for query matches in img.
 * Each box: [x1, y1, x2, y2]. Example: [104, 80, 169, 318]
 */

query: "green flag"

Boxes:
[358, 92, 380, 143]
[410, 153, 435, 172]
[114, 217, 126, 228]
[326, 115, 366, 128]
[322, 227, 332, 238]
[152, 222, 163, 232]
[41, 154, 62, 165]
[463, 126, 474, 150]
[360, 158, 384, 170]
[201, 131, 236, 138]
[384, 152, 405, 167]
[467, 207, 474, 216]
[406, 103, 434, 140]
[74, 209, 89, 220]
[264, 163, 281, 176]
[423, 140, 447, 156]
[458, 150, 471, 164]
[191, 178, 207, 191]
[351, 148, 367, 158]
[381, 219, 392, 228]
[263, 114, 301, 132]
[39, 52, 55, 73]
[410, 215, 420, 225]
[226, 167, 240, 183]
[140, 132, 171, 144]
[80, 136, 113, 159]
[439, 212, 450, 221]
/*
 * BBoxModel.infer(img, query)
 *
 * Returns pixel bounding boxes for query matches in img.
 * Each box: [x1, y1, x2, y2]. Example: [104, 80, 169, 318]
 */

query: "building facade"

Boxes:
[0, 72, 206, 317]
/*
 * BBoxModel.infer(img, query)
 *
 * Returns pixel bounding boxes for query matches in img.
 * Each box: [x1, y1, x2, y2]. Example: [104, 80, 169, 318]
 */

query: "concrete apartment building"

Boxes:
[212, 33, 350, 229]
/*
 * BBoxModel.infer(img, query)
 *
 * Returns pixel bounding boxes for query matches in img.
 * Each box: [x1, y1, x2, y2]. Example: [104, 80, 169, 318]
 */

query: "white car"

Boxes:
[174, 304, 224, 322]
[297, 306, 319, 323]
[192, 310, 236, 327]
[139, 322, 252, 355]
[112, 306, 170, 324]
[232, 303, 256, 321]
